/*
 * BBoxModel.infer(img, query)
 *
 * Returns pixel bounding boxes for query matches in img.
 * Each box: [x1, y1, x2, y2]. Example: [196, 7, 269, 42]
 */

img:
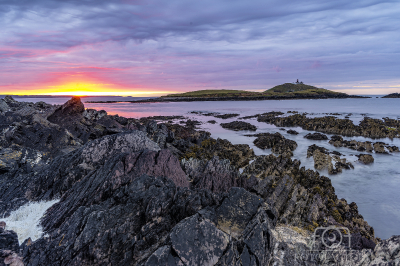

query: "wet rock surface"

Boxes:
[304, 132, 328, 140]
[213, 113, 240, 119]
[245, 132, 297, 157]
[1, 97, 399, 265]
[307, 144, 354, 174]
[357, 154, 375, 164]
[329, 135, 399, 154]
[220, 121, 257, 131]
[180, 138, 255, 168]
[255, 112, 400, 139]
[287, 129, 299, 135]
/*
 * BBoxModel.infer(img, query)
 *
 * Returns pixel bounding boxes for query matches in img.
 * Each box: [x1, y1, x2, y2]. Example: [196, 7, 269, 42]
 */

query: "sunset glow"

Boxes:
[1, 1, 400, 95]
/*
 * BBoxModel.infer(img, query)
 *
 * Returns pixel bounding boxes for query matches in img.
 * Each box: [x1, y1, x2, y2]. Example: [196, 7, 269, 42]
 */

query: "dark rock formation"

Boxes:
[181, 138, 255, 168]
[0, 131, 177, 217]
[0, 223, 19, 253]
[246, 132, 297, 157]
[357, 154, 375, 164]
[382, 93, 400, 98]
[307, 144, 354, 175]
[181, 156, 257, 193]
[214, 113, 240, 119]
[329, 135, 399, 154]
[304, 132, 328, 140]
[240, 154, 373, 243]
[256, 112, 400, 139]
[287, 129, 299, 135]
[0, 96, 144, 164]
[220, 121, 257, 131]
[207, 120, 217, 124]
[170, 213, 229, 265]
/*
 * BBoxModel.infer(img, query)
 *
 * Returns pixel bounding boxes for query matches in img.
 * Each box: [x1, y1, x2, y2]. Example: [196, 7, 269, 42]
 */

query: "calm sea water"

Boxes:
[13, 96, 400, 239]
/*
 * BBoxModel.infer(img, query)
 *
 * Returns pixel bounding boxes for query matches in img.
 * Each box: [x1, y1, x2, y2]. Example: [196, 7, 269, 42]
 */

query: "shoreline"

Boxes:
[86, 94, 369, 103]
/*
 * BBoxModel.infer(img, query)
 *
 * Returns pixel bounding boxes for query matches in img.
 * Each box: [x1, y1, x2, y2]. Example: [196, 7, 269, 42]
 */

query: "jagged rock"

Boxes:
[365, 235, 400, 264]
[207, 120, 217, 124]
[306, 144, 329, 158]
[0, 131, 180, 217]
[82, 108, 107, 120]
[220, 121, 257, 131]
[256, 113, 400, 139]
[181, 138, 255, 168]
[165, 122, 211, 158]
[239, 154, 374, 246]
[21, 174, 222, 266]
[246, 132, 297, 157]
[287, 129, 299, 135]
[0, 145, 50, 174]
[304, 132, 328, 140]
[170, 213, 229, 266]
[216, 188, 263, 238]
[48, 96, 84, 118]
[329, 135, 399, 154]
[0, 97, 146, 161]
[81, 131, 160, 164]
[144, 246, 185, 266]
[181, 157, 257, 193]
[307, 145, 354, 174]
[357, 154, 375, 164]
[0, 99, 9, 113]
[0, 223, 19, 253]
[373, 142, 388, 154]
[2, 96, 17, 104]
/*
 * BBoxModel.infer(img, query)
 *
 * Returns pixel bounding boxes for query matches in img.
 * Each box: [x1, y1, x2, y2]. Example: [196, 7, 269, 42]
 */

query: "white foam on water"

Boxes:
[2, 200, 59, 243]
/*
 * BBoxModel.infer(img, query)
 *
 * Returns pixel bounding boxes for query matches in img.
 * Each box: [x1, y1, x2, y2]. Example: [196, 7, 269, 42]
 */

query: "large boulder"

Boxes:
[357, 154, 374, 164]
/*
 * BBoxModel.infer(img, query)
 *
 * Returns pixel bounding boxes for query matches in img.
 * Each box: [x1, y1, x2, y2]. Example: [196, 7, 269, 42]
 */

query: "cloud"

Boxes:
[0, 0, 399, 94]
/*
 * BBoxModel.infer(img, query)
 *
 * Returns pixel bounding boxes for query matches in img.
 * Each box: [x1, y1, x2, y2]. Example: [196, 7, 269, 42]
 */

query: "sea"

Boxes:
[4, 95, 400, 240]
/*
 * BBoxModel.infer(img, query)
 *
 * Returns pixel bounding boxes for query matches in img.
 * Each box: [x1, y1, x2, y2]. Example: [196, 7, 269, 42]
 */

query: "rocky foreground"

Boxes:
[0, 96, 399, 265]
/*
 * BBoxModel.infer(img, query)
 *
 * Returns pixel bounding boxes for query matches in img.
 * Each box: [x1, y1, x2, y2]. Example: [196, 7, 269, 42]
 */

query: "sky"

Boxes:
[1, 0, 399, 96]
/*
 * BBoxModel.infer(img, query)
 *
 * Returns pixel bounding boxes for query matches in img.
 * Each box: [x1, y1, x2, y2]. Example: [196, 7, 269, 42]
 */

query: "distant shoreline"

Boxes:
[86, 94, 369, 103]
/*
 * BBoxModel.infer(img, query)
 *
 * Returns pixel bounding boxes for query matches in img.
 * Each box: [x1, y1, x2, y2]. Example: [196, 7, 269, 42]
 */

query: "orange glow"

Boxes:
[1, 82, 178, 96]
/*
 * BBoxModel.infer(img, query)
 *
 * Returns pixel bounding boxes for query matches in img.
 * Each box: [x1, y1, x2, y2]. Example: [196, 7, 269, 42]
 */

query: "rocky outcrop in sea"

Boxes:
[245, 132, 298, 158]
[256, 112, 400, 139]
[0, 96, 399, 265]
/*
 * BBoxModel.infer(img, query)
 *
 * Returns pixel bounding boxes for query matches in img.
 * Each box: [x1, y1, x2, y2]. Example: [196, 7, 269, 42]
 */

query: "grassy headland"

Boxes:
[382, 93, 400, 98]
[86, 83, 366, 103]
[163, 83, 347, 98]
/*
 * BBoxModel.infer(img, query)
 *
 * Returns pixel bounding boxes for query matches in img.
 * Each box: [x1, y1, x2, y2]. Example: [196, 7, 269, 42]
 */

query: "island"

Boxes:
[382, 93, 400, 98]
[86, 82, 368, 103]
